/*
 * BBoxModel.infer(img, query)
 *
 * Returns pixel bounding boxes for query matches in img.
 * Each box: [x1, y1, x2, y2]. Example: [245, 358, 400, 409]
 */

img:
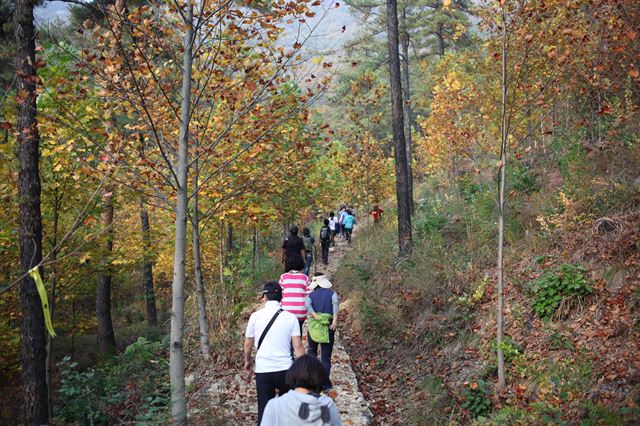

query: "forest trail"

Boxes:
[189, 234, 373, 425]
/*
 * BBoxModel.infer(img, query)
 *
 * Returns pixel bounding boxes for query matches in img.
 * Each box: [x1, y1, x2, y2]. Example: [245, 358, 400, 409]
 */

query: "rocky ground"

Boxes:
[188, 235, 373, 425]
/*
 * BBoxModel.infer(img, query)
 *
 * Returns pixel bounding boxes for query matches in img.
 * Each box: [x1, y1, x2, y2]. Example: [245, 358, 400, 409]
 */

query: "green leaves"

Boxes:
[530, 264, 593, 320]
[461, 379, 492, 418]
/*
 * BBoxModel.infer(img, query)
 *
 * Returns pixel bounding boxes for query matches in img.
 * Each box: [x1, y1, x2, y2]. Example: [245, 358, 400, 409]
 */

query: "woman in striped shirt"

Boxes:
[278, 269, 311, 334]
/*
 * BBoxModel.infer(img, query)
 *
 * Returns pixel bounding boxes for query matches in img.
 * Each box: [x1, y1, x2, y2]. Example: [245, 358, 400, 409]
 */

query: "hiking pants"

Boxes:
[255, 369, 290, 425]
[345, 227, 353, 243]
[303, 252, 312, 276]
[307, 328, 335, 388]
[320, 239, 329, 264]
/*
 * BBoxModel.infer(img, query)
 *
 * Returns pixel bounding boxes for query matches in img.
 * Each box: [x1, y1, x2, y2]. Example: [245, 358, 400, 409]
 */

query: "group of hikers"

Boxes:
[280, 206, 367, 278]
[244, 271, 341, 425]
[243, 204, 386, 425]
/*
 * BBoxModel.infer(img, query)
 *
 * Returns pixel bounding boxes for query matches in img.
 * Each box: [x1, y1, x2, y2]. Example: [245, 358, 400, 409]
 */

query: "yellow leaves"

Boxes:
[443, 0, 452, 8]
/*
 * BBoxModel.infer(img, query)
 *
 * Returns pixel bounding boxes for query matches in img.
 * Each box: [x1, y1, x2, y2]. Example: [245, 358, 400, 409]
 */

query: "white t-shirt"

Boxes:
[328, 217, 337, 231]
[245, 300, 300, 373]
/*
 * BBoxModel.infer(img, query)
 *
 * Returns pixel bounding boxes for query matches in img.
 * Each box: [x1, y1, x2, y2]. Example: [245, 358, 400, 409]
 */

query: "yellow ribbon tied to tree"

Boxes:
[27, 267, 57, 338]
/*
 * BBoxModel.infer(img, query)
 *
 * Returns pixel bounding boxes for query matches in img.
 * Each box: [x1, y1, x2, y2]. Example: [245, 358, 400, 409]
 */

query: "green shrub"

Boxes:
[509, 164, 540, 194]
[461, 380, 492, 419]
[530, 264, 592, 319]
[56, 336, 170, 424]
[491, 336, 523, 365]
[415, 198, 448, 239]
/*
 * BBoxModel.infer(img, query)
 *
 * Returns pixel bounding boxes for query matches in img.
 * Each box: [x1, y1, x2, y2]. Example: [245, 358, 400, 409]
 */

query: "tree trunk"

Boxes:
[399, 9, 414, 214]
[496, 5, 508, 390]
[15, 0, 49, 421]
[219, 219, 226, 308]
[386, 0, 412, 256]
[97, 188, 116, 355]
[252, 225, 258, 273]
[192, 146, 212, 361]
[140, 195, 158, 327]
[46, 194, 61, 422]
[170, 4, 193, 423]
[227, 222, 233, 251]
[436, 22, 445, 56]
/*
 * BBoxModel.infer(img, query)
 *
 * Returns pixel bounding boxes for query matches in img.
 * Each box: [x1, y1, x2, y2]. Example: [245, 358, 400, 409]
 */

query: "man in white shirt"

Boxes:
[244, 282, 305, 425]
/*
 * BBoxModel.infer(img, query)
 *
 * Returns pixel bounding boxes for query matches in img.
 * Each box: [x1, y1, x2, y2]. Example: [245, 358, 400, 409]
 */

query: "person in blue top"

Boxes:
[305, 274, 339, 390]
[338, 206, 348, 240]
[342, 209, 356, 243]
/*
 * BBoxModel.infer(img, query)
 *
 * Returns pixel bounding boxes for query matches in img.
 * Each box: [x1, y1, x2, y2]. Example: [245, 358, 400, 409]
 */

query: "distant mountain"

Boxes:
[35, 0, 71, 24]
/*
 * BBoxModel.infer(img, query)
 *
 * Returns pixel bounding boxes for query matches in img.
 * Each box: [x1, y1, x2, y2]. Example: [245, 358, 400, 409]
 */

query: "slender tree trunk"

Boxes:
[219, 219, 225, 307]
[399, 9, 414, 214]
[46, 195, 61, 422]
[496, 5, 508, 390]
[192, 148, 212, 361]
[386, 0, 412, 256]
[227, 222, 233, 251]
[140, 195, 158, 326]
[437, 22, 445, 57]
[97, 188, 116, 354]
[15, 0, 49, 421]
[170, 5, 193, 423]
[252, 225, 258, 273]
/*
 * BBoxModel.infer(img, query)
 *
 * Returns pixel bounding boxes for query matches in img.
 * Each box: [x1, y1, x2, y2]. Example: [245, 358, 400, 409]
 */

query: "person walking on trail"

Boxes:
[338, 206, 348, 240]
[328, 212, 338, 247]
[302, 227, 315, 276]
[319, 219, 331, 265]
[244, 282, 306, 425]
[306, 274, 339, 390]
[279, 268, 311, 334]
[282, 226, 305, 273]
[260, 355, 342, 426]
[370, 204, 384, 224]
[342, 209, 356, 243]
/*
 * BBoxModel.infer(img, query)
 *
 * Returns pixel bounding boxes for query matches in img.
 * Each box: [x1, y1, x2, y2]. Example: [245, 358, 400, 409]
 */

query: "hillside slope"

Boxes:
[333, 144, 640, 425]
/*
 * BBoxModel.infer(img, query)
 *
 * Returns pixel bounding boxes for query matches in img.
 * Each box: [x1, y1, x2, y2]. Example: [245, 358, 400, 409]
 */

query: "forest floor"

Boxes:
[188, 233, 373, 425]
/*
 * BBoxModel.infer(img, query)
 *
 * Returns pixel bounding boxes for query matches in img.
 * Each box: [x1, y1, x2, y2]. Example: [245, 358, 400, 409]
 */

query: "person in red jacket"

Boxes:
[370, 204, 383, 224]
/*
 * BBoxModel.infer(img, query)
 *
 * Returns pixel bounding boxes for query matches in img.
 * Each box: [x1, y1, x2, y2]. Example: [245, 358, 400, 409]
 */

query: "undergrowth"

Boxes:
[334, 136, 640, 424]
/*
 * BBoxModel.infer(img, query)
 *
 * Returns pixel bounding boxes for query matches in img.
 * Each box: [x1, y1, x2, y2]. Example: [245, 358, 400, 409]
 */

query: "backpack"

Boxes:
[320, 226, 330, 240]
[303, 235, 314, 251]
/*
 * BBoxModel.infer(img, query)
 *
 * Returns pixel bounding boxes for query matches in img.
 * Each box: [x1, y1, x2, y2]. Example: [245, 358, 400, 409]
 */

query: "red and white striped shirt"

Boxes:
[278, 271, 310, 320]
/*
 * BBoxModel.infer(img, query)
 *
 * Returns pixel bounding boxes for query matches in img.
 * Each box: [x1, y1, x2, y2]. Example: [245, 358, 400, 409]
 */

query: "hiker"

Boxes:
[370, 205, 383, 224]
[305, 274, 339, 389]
[328, 212, 338, 247]
[260, 355, 342, 426]
[319, 219, 331, 265]
[282, 225, 305, 273]
[342, 209, 356, 243]
[279, 268, 311, 334]
[302, 227, 315, 276]
[244, 282, 306, 425]
[338, 206, 348, 239]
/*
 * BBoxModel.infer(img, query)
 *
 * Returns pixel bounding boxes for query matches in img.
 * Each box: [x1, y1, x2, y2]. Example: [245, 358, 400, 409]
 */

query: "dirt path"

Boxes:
[189, 236, 372, 425]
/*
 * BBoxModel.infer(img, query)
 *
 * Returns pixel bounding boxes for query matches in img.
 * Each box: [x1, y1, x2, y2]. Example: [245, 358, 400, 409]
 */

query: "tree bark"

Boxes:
[46, 194, 61, 422]
[15, 0, 49, 421]
[227, 222, 233, 251]
[170, 4, 193, 423]
[97, 188, 116, 355]
[140, 194, 158, 327]
[386, 0, 412, 256]
[399, 8, 414, 214]
[436, 22, 445, 57]
[252, 225, 258, 273]
[496, 4, 508, 390]
[192, 145, 212, 361]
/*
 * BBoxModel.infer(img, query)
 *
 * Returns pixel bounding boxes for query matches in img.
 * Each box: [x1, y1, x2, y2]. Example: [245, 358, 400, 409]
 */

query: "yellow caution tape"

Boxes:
[27, 267, 57, 338]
